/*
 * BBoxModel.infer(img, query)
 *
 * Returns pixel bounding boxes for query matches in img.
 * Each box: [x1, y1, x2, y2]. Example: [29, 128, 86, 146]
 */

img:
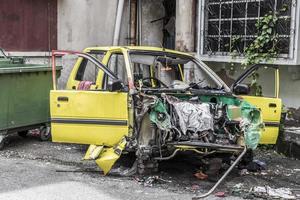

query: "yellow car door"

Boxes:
[50, 51, 129, 147]
[232, 65, 281, 144]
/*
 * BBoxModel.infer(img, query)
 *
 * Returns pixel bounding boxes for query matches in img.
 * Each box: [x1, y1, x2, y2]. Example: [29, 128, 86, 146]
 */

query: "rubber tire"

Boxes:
[0, 137, 6, 150]
[40, 127, 51, 141]
[18, 131, 28, 138]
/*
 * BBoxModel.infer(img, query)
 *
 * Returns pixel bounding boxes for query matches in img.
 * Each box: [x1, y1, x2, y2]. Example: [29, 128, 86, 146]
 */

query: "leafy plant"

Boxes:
[243, 11, 279, 66]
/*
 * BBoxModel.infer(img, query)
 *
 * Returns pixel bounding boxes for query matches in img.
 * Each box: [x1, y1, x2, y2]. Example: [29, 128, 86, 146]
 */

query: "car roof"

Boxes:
[83, 46, 231, 92]
[83, 46, 193, 57]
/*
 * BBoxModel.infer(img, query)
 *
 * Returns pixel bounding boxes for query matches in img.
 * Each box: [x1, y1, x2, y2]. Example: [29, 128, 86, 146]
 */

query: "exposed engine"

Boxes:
[135, 93, 244, 148]
[132, 92, 260, 174]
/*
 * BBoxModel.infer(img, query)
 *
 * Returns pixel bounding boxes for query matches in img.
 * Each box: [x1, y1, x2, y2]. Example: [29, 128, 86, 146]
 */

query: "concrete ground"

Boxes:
[0, 133, 299, 200]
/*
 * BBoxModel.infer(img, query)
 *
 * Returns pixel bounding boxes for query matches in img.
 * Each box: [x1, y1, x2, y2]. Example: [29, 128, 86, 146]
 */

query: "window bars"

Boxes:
[202, 0, 295, 58]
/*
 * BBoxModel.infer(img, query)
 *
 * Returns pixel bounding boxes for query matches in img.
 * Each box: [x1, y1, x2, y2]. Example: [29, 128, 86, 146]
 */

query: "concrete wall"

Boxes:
[57, 0, 117, 50]
[56, 0, 130, 88]
[140, 0, 164, 47]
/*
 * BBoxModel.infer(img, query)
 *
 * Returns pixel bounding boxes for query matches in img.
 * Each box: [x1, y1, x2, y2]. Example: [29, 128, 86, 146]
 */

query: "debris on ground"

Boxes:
[214, 191, 226, 197]
[194, 171, 208, 180]
[240, 159, 267, 173]
[231, 183, 251, 198]
[191, 184, 200, 191]
[231, 183, 298, 199]
[134, 176, 172, 187]
[239, 168, 249, 176]
[252, 186, 296, 199]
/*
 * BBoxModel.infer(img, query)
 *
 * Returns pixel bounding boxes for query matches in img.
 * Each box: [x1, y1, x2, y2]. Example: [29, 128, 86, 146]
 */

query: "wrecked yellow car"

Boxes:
[50, 47, 265, 176]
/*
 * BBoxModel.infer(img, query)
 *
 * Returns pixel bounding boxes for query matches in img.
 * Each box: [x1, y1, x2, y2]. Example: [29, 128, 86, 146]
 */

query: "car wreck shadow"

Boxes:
[113, 151, 237, 192]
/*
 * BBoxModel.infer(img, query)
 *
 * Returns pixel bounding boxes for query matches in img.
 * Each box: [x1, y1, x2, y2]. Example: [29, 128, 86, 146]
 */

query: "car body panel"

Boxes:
[50, 51, 128, 148]
[50, 90, 129, 146]
[240, 96, 281, 144]
[233, 65, 281, 144]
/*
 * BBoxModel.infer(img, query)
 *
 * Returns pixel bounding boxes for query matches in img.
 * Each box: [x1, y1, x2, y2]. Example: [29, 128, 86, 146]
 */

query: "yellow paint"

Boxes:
[66, 57, 84, 90]
[50, 90, 128, 146]
[259, 127, 280, 144]
[84, 145, 104, 160]
[178, 64, 184, 81]
[84, 46, 193, 57]
[95, 138, 127, 175]
[239, 68, 281, 144]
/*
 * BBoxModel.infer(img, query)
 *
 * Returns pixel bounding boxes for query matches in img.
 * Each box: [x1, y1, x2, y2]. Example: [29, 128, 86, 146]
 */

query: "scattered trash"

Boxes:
[253, 159, 267, 170]
[252, 186, 296, 199]
[233, 183, 244, 189]
[231, 183, 248, 197]
[194, 171, 208, 180]
[191, 184, 200, 191]
[241, 159, 267, 172]
[134, 176, 172, 187]
[215, 191, 226, 197]
[260, 171, 268, 176]
[239, 168, 249, 176]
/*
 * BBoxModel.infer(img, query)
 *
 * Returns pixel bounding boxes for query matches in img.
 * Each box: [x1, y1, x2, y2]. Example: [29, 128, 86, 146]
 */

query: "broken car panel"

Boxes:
[232, 65, 282, 144]
[50, 47, 263, 175]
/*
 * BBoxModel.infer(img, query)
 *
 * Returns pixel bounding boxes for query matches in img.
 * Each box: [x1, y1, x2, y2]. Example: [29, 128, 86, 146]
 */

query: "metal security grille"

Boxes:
[201, 0, 295, 59]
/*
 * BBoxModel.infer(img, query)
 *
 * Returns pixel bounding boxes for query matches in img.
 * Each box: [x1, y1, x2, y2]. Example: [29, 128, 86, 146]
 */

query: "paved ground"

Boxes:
[0, 133, 299, 200]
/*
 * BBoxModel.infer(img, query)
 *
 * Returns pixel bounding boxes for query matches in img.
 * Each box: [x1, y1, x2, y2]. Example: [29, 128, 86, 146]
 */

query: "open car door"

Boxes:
[232, 65, 281, 144]
[50, 51, 128, 147]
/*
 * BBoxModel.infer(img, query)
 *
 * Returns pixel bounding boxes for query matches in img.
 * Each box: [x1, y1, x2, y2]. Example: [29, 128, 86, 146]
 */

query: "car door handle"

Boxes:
[57, 96, 69, 102]
[269, 103, 277, 108]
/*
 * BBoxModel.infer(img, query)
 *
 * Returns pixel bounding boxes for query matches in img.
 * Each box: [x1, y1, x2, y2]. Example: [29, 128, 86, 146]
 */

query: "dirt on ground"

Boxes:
[0, 133, 299, 200]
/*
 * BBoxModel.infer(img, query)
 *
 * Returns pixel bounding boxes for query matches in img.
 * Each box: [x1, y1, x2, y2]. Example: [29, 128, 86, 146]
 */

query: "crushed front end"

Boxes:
[132, 89, 263, 174]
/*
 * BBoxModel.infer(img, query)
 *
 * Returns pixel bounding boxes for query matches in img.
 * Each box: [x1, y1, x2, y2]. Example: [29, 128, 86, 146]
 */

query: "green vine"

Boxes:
[242, 11, 279, 66]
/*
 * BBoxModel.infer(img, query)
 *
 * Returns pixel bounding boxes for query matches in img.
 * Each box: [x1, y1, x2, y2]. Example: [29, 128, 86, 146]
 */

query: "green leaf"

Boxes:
[267, 28, 272, 34]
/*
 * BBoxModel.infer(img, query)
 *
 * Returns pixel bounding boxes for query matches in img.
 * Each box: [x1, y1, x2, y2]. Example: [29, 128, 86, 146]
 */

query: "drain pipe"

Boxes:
[113, 0, 125, 46]
[137, 0, 142, 45]
[130, 0, 137, 46]
[196, 0, 201, 56]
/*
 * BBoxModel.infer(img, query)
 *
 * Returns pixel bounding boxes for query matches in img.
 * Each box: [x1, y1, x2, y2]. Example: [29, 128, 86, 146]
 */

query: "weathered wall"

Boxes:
[56, 0, 130, 88]
[140, 0, 164, 46]
[175, 0, 195, 52]
[57, 0, 117, 50]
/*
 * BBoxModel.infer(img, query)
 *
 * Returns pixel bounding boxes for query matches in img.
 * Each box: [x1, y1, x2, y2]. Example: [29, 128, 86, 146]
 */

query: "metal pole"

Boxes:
[192, 146, 247, 199]
[113, 0, 125, 46]
[196, 0, 201, 55]
[130, 0, 137, 46]
[137, 0, 142, 45]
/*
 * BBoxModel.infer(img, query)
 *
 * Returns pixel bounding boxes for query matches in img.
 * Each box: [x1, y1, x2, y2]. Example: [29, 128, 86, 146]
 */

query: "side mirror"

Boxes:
[233, 83, 250, 95]
[108, 79, 124, 92]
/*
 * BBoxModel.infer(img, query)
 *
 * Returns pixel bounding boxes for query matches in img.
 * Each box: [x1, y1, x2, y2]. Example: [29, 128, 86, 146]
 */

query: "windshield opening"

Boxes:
[129, 52, 220, 90]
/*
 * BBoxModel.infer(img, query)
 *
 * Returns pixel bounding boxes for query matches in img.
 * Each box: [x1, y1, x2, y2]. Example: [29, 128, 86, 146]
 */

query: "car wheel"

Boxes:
[40, 127, 51, 141]
[0, 136, 7, 150]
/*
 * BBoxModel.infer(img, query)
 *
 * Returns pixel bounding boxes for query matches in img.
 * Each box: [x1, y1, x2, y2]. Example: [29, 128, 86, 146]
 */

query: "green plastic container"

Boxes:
[0, 54, 61, 148]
